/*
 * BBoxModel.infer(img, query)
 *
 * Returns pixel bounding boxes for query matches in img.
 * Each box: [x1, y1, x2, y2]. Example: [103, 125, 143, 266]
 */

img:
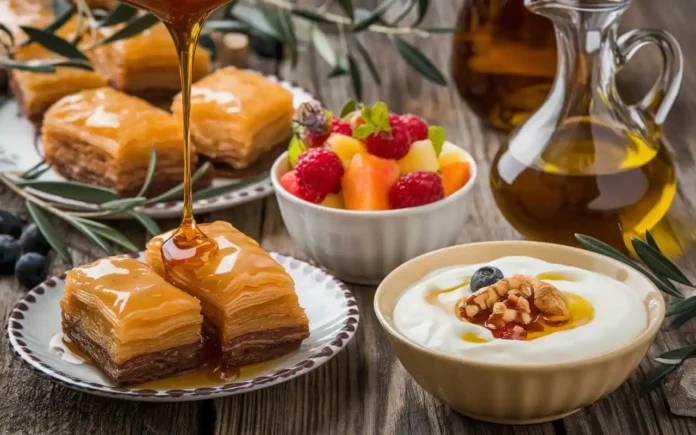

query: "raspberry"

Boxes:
[400, 114, 429, 142]
[279, 170, 324, 203]
[331, 118, 352, 136]
[303, 118, 352, 148]
[389, 171, 444, 209]
[365, 122, 411, 160]
[295, 148, 344, 201]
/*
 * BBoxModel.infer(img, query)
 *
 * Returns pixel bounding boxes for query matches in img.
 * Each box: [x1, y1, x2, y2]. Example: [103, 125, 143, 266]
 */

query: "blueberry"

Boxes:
[0, 210, 23, 239]
[0, 235, 20, 275]
[18, 224, 50, 255]
[470, 266, 504, 292]
[14, 252, 48, 288]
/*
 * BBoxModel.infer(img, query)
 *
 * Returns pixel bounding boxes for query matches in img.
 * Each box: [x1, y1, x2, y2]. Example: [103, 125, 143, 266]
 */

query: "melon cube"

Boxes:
[326, 133, 367, 167]
[343, 154, 399, 211]
[398, 140, 440, 175]
[321, 192, 345, 209]
[438, 141, 469, 167]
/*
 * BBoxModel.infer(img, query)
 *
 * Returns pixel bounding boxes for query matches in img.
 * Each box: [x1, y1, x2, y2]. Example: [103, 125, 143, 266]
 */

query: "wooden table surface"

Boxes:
[2, 0, 696, 434]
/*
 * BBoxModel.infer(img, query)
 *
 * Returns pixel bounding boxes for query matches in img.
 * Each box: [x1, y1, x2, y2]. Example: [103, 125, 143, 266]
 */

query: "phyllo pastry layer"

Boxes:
[91, 23, 209, 101]
[145, 221, 310, 368]
[171, 67, 294, 175]
[42, 87, 213, 197]
[9, 16, 108, 126]
[61, 256, 204, 385]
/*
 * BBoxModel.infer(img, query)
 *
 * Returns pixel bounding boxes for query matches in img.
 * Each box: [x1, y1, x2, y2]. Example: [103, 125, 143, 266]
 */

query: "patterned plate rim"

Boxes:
[0, 73, 316, 220]
[6, 253, 359, 400]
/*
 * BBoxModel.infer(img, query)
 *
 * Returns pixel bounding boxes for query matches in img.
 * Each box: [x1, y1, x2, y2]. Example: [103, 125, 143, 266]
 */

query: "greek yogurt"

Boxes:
[393, 256, 649, 364]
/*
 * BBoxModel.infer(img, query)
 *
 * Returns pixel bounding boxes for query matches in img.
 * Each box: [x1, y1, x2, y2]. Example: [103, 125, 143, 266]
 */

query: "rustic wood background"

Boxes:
[2, 0, 696, 434]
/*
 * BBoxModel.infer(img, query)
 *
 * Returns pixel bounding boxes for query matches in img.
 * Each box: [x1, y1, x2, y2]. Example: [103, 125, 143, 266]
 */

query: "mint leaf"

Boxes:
[360, 106, 375, 129]
[288, 135, 306, 168]
[428, 126, 446, 156]
[371, 102, 390, 133]
[353, 124, 374, 140]
[340, 100, 357, 119]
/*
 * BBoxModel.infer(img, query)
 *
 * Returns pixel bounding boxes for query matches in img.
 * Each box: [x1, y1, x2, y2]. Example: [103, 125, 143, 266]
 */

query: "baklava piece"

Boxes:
[42, 87, 213, 197]
[145, 221, 310, 369]
[171, 67, 294, 178]
[61, 256, 204, 385]
[9, 17, 108, 126]
[92, 23, 209, 103]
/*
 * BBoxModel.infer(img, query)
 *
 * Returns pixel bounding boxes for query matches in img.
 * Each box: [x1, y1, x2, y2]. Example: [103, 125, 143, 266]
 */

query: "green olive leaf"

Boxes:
[393, 37, 447, 86]
[25, 201, 72, 265]
[144, 161, 211, 204]
[98, 3, 138, 27]
[288, 135, 306, 168]
[654, 345, 696, 365]
[415, 0, 430, 25]
[99, 13, 160, 46]
[21, 7, 74, 47]
[291, 8, 333, 24]
[428, 126, 446, 155]
[100, 197, 147, 211]
[69, 219, 116, 256]
[352, 0, 398, 32]
[75, 218, 140, 252]
[632, 237, 693, 287]
[20, 26, 89, 61]
[0, 59, 56, 73]
[337, 0, 355, 20]
[0, 23, 15, 47]
[353, 37, 381, 85]
[312, 26, 336, 67]
[136, 147, 157, 198]
[20, 180, 119, 204]
[128, 211, 161, 237]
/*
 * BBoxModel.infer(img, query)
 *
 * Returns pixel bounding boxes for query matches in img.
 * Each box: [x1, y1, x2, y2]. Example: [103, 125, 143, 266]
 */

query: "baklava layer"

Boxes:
[61, 256, 204, 385]
[92, 23, 209, 102]
[42, 87, 213, 197]
[10, 16, 108, 126]
[145, 221, 310, 369]
[171, 67, 294, 176]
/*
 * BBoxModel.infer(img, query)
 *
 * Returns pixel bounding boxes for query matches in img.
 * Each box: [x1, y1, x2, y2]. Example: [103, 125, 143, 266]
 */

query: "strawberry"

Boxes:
[389, 171, 444, 209]
[295, 148, 344, 201]
[400, 114, 429, 142]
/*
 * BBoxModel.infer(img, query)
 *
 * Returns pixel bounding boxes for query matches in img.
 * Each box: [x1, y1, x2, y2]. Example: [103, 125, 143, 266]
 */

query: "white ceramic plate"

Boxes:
[7, 253, 359, 401]
[0, 74, 314, 219]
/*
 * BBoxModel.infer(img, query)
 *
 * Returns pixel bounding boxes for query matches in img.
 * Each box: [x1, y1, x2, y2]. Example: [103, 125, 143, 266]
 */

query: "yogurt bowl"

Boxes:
[374, 241, 664, 424]
[271, 148, 477, 284]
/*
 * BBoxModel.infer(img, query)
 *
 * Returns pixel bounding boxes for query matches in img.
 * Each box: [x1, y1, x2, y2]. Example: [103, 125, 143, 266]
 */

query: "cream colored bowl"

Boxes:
[374, 241, 665, 424]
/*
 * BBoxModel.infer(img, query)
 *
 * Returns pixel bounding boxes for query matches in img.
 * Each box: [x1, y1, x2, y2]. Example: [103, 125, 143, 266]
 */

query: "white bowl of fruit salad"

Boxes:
[271, 101, 477, 284]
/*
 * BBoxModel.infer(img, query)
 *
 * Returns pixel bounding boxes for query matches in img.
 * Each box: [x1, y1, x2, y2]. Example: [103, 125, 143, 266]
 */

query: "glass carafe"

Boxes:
[490, 0, 683, 251]
[452, 0, 557, 131]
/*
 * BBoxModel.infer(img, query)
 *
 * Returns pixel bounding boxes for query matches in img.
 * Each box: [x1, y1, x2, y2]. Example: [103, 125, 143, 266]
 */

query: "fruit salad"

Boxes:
[280, 100, 472, 211]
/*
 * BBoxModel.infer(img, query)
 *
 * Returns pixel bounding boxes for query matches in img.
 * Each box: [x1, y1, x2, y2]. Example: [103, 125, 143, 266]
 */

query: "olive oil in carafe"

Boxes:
[490, 119, 676, 251]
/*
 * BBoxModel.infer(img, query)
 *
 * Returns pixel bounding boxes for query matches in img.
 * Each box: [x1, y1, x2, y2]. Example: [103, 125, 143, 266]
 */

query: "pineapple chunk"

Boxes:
[438, 141, 469, 167]
[326, 133, 367, 167]
[321, 193, 345, 209]
[398, 140, 440, 175]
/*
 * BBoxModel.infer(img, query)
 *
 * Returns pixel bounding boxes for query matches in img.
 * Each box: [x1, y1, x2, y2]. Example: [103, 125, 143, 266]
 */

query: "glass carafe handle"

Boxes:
[616, 28, 684, 127]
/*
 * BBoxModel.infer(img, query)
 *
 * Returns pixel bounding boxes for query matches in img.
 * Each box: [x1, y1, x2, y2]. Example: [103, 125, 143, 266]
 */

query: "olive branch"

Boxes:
[0, 0, 455, 99]
[575, 233, 696, 392]
[0, 150, 267, 267]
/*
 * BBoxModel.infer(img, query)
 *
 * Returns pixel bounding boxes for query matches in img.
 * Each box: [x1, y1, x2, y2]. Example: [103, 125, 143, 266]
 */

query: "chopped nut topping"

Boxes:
[455, 274, 571, 340]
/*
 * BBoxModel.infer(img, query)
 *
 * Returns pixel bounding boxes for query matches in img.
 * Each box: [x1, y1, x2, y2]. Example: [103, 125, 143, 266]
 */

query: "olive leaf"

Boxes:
[352, 0, 398, 32]
[20, 180, 119, 204]
[312, 26, 336, 67]
[654, 345, 696, 365]
[415, 0, 430, 26]
[0, 23, 16, 47]
[136, 148, 157, 198]
[328, 56, 350, 78]
[353, 37, 381, 85]
[646, 230, 660, 250]
[193, 172, 270, 201]
[632, 237, 693, 287]
[144, 161, 212, 204]
[276, 7, 298, 66]
[575, 234, 683, 299]
[337, 0, 355, 20]
[643, 346, 696, 393]
[20, 26, 89, 61]
[670, 309, 695, 329]
[98, 3, 138, 28]
[393, 37, 447, 85]
[20, 160, 49, 180]
[292, 8, 334, 24]
[100, 197, 147, 211]
[0, 59, 55, 73]
[128, 211, 161, 237]
[232, 4, 282, 41]
[49, 60, 95, 71]
[75, 218, 140, 252]
[99, 13, 160, 46]
[25, 201, 72, 265]
[20, 7, 75, 47]
[643, 362, 680, 394]
[347, 55, 362, 101]
[666, 296, 696, 317]
[420, 27, 459, 33]
[69, 218, 116, 256]
[203, 20, 250, 33]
